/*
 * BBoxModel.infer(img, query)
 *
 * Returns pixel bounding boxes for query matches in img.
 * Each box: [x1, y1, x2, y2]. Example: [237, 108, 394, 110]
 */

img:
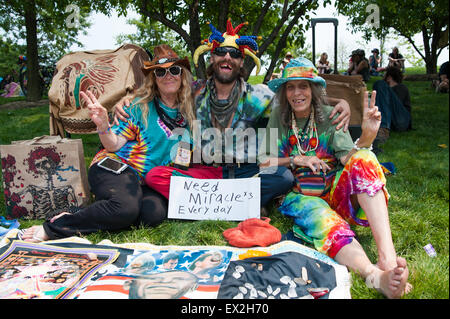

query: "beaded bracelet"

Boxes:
[97, 126, 111, 135]
[353, 138, 373, 151]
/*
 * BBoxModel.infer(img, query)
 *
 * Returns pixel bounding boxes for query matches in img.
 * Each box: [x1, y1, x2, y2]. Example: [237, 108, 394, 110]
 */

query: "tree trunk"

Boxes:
[188, 0, 206, 79]
[24, 0, 41, 101]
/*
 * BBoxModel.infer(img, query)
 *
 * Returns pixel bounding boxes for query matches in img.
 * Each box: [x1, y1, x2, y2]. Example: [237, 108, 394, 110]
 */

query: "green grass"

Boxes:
[0, 76, 448, 299]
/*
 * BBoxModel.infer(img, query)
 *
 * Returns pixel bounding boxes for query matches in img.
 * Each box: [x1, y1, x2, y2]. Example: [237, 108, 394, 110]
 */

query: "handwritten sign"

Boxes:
[168, 176, 260, 221]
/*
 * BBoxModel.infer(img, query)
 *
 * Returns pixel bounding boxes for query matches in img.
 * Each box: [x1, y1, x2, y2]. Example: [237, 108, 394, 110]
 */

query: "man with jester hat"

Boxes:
[116, 19, 352, 215]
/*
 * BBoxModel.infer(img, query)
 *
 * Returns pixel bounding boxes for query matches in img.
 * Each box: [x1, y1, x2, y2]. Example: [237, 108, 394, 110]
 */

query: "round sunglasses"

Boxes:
[154, 65, 182, 78]
[213, 46, 243, 59]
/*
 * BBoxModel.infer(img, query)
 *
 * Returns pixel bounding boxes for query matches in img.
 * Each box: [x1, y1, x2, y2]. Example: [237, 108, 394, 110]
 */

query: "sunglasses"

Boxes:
[154, 65, 182, 78]
[213, 46, 243, 59]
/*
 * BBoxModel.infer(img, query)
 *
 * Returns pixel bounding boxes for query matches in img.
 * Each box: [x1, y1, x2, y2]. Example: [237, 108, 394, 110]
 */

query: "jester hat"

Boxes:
[193, 19, 262, 75]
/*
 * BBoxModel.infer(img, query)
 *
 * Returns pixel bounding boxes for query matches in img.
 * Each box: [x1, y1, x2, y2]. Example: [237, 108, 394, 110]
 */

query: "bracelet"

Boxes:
[97, 126, 111, 135]
[289, 156, 296, 170]
[353, 138, 373, 151]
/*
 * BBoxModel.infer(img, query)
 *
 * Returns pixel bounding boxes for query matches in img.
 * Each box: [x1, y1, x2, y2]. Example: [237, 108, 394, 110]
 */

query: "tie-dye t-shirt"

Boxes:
[260, 104, 354, 192]
[193, 78, 274, 163]
[91, 99, 191, 180]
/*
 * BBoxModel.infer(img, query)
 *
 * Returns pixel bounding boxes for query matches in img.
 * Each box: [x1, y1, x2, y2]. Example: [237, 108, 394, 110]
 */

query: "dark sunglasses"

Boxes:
[154, 65, 182, 78]
[213, 46, 243, 59]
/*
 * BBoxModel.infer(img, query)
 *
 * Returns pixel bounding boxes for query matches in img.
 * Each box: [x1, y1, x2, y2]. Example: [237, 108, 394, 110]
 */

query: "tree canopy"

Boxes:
[335, 0, 449, 74]
[129, 0, 326, 81]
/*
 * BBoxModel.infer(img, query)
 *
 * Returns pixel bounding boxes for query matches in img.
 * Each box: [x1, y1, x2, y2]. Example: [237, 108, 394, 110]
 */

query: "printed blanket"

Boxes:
[0, 232, 351, 299]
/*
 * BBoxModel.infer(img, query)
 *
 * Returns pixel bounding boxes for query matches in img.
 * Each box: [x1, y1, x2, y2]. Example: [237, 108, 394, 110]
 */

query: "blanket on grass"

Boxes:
[0, 230, 351, 299]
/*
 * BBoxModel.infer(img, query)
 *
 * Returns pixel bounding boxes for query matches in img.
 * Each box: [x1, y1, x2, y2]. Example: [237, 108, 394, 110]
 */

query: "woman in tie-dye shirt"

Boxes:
[22, 45, 195, 242]
[260, 57, 410, 299]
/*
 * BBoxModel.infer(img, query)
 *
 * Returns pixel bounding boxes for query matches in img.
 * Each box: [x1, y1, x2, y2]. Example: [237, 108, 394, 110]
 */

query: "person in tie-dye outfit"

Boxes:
[22, 45, 195, 241]
[260, 57, 410, 299]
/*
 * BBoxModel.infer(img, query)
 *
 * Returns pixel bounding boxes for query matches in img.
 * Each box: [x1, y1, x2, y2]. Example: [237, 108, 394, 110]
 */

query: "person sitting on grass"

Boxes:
[369, 48, 386, 76]
[436, 61, 449, 93]
[372, 66, 412, 148]
[346, 49, 370, 82]
[21, 45, 195, 242]
[259, 57, 411, 299]
[388, 47, 405, 73]
[317, 52, 331, 74]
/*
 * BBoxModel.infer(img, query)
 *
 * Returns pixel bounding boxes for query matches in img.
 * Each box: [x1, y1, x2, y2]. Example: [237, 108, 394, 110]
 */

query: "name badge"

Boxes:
[174, 141, 191, 170]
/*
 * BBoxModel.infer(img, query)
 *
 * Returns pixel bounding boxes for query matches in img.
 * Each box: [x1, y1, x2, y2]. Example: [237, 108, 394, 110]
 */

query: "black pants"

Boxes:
[222, 164, 295, 206]
[43, 165, 168, 239]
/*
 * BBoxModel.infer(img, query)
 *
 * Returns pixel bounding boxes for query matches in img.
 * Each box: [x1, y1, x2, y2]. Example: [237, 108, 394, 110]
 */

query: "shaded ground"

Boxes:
[0, 99, 49, 110]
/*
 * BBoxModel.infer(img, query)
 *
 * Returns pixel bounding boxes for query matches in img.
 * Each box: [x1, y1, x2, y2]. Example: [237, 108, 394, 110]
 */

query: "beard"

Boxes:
[212, 61, 242, 84]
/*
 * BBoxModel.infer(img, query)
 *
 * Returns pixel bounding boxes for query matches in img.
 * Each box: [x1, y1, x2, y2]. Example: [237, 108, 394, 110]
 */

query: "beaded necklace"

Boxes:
[291, 107, 318, 155]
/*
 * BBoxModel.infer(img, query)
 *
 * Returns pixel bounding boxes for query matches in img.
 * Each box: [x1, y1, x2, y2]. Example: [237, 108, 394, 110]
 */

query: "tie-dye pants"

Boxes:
[279, 149, 389, 258]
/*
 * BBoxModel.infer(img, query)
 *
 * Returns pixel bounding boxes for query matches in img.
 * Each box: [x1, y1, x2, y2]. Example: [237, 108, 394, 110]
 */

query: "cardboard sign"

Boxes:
[168, 176, 260, 221]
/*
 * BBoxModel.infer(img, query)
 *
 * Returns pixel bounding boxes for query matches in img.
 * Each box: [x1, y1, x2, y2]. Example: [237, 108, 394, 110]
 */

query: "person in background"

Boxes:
[373, 66, 412, 147]
[388, 47, 405, 73]
[346, 49, 370, 82]
[369, 48, 386, 76]
[437, 61, 449, 93]
[317, 52, 331, 74]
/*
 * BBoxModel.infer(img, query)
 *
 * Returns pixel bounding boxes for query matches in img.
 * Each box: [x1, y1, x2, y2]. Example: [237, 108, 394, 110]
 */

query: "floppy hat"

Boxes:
[193, 19, 262, 75]
[267, 57, 326, 93]
[142, 44, 191, 73]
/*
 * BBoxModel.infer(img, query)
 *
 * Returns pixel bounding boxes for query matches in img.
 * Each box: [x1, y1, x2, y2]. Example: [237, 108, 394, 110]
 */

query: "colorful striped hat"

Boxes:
[268, 57, 326, 93]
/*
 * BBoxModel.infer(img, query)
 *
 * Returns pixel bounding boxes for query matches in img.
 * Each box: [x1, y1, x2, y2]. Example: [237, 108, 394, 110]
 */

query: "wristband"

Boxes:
[289, 156, 296, 170]
[97, 126, 111, 135]
[353, 138, 373, 151]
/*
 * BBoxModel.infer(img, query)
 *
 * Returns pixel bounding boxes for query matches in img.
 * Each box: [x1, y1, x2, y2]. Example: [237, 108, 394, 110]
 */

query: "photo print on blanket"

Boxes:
[75, 248, 233, 299]
[0, 240, 119, 299]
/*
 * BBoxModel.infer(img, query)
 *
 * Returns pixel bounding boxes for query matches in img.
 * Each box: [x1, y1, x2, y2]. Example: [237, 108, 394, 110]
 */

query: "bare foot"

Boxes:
[21, 225, 49, 243]
[376, 257, 413, 295]
[367, 257, 409, 299]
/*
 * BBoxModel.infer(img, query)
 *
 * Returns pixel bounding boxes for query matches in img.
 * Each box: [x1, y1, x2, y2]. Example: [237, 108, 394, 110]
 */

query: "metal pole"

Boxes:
[311, 18, 339, 72]
[312, 22, 316, 66]
[334, 23, 338, 74]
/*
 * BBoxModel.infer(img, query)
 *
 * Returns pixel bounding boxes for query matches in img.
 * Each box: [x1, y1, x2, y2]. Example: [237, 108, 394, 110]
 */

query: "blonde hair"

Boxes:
[130, 66, 196, 132]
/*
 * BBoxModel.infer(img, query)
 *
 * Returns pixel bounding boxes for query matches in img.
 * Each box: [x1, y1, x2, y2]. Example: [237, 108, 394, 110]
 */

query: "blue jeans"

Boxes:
[373, 80, 410, 131]
[222, 164, 294, 206]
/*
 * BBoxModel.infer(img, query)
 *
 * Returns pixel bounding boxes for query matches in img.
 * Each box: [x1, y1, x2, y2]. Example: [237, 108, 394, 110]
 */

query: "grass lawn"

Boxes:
[0, 71, 448, 299]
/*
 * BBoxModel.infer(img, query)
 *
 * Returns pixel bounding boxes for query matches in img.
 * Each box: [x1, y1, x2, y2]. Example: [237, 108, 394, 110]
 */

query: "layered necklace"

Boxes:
[291, 107, 318, 155]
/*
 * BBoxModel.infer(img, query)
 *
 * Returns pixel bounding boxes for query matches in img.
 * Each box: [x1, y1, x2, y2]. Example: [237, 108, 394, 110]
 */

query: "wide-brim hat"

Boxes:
[142, 44, 191, 73]
[267, 57, 326, 93]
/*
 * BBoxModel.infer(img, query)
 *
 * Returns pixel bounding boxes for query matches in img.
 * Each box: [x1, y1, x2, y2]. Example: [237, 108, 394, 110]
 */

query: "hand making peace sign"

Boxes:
[80, 91, 110, 131]
[361, 90, 381, 144]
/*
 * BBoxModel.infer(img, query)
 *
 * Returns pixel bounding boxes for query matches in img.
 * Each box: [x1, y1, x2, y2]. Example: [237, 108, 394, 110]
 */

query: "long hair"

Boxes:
[319, 53, 328, 64]
[131, 66, 196, 132]
[277, 81, 326, 128]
